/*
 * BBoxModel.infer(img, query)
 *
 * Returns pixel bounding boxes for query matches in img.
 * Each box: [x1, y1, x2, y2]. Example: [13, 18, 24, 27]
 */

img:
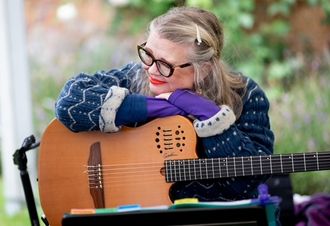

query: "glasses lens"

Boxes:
[156, 61, 172, 77]
[138, 47, 153, 66]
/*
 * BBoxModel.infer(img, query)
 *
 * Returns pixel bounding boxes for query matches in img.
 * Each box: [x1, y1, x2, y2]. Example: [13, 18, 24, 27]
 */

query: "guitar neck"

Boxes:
[165, 152, 330, 183]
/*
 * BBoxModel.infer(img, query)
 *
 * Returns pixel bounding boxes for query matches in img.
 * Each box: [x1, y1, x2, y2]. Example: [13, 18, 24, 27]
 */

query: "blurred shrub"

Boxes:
[119, 0, 330, 93]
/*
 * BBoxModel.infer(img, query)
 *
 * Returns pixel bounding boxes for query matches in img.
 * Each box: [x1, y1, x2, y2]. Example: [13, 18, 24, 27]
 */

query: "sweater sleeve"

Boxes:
[55, 63, 142, 132]
[170, 78, 275, 201]
[201, 78, 274, 158]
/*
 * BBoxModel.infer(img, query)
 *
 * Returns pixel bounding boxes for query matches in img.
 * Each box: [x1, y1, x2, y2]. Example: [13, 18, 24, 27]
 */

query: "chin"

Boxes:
[149, 84, 170, 96]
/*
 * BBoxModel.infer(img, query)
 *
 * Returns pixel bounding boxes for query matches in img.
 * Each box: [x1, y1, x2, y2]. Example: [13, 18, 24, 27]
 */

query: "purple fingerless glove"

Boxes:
[147, 97, 187, 119]
[168, 89, 220, 120]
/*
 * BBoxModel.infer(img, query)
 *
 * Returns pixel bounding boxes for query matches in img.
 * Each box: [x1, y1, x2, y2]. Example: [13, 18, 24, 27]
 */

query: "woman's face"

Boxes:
[142, 31, 195, 96]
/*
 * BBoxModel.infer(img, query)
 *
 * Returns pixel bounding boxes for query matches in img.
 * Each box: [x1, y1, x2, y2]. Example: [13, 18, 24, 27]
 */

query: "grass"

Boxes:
[0, 177, 31, 226]
[269, 74, 330, 195]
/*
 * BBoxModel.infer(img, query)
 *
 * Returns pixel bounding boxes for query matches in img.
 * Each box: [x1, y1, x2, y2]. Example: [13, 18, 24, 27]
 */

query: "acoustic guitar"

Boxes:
[38, 115, 330, 226]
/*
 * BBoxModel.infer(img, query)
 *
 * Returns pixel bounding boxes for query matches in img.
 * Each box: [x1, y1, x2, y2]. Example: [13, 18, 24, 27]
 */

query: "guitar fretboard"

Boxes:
[164, 152, 330, 183]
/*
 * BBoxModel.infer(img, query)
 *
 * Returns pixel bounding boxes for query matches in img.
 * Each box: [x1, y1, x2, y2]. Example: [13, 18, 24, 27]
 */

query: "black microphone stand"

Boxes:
[13, 135, 40, 226]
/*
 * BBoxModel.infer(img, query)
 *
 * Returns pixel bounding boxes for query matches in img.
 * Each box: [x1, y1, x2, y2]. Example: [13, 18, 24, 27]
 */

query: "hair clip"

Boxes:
[195, 24, 202, 45]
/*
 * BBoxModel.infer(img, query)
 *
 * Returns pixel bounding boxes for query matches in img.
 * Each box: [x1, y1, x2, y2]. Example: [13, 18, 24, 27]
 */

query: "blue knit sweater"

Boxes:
[55, 62, 274, 201]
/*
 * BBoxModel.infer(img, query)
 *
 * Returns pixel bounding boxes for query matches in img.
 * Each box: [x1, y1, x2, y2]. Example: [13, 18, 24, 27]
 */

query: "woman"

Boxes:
[55, 6, 274, 201]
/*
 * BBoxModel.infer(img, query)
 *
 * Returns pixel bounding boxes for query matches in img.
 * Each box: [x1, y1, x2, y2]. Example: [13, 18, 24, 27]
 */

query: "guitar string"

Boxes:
[86, 161, 330, 188]
[85, 155, 330, 175]
[86, 160, 330, 179]
[89, 175, 166, 188]
[86, 160, 330, 182]
[85, 158, 330, 179]
[87, 162, 330, 189]
[85, 152, 330, 169]
[86, 153, 330, 168]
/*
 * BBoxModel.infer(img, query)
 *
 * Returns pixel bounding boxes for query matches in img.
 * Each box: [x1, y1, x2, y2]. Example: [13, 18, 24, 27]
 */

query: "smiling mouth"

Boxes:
[149, 77, 166, 85]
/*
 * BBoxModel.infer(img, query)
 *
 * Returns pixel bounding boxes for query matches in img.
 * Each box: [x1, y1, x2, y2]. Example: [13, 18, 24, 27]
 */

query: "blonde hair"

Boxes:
[133, 6, 246, 118]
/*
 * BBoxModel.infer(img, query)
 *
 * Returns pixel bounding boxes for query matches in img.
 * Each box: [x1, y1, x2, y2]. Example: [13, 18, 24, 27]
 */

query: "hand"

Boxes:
[155, 92, 172, 100]
[167, 89, 220, 120]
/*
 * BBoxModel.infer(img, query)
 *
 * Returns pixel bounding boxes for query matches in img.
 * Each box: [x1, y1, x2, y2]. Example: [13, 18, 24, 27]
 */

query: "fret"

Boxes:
[234, 156, 244, 177]
[242, 156, 245, 176]
[220, 158, 227, 178]
[252, 156, 261, 175]
[281, 154, 293, 173]
[167, 160, 174, 182]
[319, 152, 330, 170]
[233, 157, 237, 177]
[198, 159, 203, 179]
[165, 161, 169, 182]
[218, 158, 222, 178]
[270, 155, 282, 174]
[205, 159, 208, 179]
[291, 153, 304, 172]
[205, 159, 212, 179]
[193, 159, 197, 180]
[226, 157, 236, 177]
[316, 152, 319, 170]
[270, 155, 273, 174]
[250, 156, 253, 175]
[261, 155, 272, 174]
[211, 158, 215, 179]
[188, 160, 192, 180]
[305, 153, 318, 171]
[178, 160, 182, 181]
[175, 160, 180, 181]
[183, 160, 187, 181]
[226, 158, 229, 177]
[170, 160, 175, 182]
[241, 156, 252, 176]
[259, 155, 263, 175]
[291, 154, 294, 172]
[303, 153, 306, 171]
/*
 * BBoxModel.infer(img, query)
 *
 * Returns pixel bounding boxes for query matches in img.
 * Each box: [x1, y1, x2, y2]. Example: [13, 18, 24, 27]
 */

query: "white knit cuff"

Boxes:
[193, 105, 236, 137]
[99, 86, 129, 132]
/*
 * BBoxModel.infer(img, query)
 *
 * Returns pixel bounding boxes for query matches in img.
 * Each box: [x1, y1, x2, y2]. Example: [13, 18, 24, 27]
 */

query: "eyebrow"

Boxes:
[144, 45, 175, 65]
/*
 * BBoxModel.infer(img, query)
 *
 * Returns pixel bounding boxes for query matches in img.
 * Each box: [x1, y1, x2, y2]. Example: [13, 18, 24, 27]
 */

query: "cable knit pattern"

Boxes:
[193, 105, 236, 137]
[55, 63, 140, 132]
[55, 63, 274, 202]
[99, 86, 129, 132]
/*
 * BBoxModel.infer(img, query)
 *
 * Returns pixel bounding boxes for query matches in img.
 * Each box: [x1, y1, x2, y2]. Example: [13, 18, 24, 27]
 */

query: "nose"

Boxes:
[147, 62, 160, 75]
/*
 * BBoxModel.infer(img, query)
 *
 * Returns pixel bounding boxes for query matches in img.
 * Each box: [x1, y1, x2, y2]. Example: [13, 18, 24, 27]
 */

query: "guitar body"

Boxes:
[38, 116, 197, 226]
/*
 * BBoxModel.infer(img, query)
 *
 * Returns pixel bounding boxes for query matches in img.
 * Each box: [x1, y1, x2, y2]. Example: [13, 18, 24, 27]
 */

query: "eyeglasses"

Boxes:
[137, 42, 192, 77]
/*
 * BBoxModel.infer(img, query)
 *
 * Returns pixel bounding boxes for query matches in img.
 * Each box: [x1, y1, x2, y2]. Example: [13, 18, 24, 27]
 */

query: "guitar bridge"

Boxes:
[87, 142, 105, 208]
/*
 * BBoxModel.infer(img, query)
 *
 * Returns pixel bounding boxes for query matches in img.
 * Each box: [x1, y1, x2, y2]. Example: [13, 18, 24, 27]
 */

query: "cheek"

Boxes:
[169, 74, 194, 90]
